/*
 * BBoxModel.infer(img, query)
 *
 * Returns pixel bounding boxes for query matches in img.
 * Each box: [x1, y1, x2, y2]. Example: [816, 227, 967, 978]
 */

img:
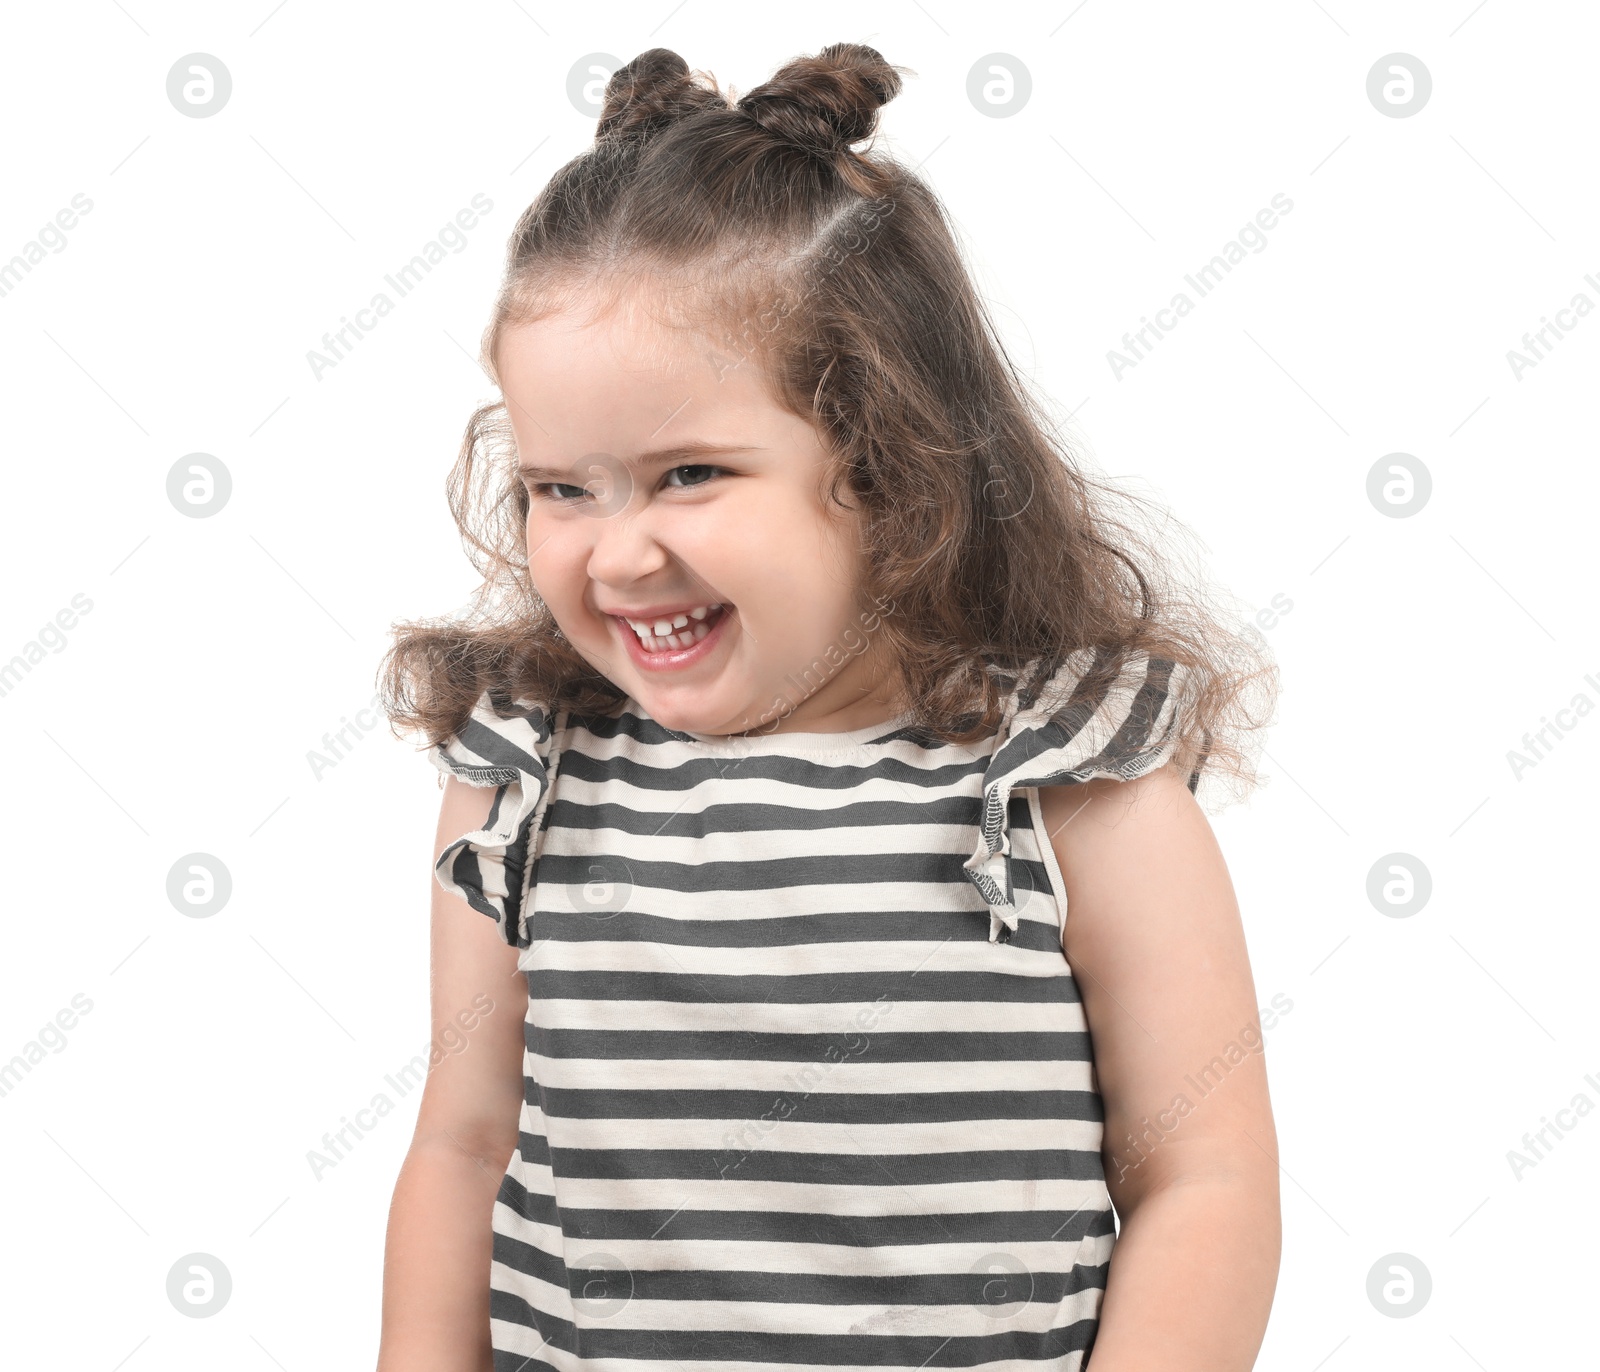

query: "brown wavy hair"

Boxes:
[379, 42, 1277, 802]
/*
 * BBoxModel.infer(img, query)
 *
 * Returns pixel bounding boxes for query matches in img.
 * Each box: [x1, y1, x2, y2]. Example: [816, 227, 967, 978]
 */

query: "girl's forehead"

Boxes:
[501, 296, 787, 423]
[505, 322, 732, 403]
[504, 306, 687, 368]
[501, 296, 734, 381]
[498, 313, 804, 463]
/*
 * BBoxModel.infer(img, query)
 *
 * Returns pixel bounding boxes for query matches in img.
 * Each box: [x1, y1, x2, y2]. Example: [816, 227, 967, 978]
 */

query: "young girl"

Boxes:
[377, 43, 1280, 1372]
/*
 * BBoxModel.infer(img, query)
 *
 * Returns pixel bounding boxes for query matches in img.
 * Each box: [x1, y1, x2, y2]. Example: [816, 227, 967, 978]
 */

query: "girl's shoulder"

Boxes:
[428, 687, 564, 950]
[983, 645, 1198, 790]
[964, 646, 1199, 940]
[428, 687, 560, 790]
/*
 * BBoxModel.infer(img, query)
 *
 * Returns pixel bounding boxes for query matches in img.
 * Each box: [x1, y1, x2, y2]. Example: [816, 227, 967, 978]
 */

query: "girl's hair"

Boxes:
[380, 42, 1277, 802]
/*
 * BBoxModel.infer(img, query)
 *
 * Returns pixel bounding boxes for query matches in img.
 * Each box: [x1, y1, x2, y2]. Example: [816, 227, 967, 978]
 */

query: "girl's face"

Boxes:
[497, 290, 898, 738]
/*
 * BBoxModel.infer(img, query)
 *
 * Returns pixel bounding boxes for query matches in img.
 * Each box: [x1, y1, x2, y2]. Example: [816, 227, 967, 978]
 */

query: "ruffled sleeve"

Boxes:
[428, 689, 561, 950]
[962, 648, 1200, 944]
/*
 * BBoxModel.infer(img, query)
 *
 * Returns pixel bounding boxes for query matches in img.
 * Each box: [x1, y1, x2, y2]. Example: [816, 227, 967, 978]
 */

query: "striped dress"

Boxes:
[430, 647, 1196, 1372]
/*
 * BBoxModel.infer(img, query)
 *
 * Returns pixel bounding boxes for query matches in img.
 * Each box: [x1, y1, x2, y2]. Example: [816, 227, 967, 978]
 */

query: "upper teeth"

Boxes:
[623, 604, 721, 638]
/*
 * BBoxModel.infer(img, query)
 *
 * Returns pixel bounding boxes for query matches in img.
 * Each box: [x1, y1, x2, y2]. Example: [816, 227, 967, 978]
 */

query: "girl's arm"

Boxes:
[1039, 767, 1281, 1372]
[375, 778, 530, 1372]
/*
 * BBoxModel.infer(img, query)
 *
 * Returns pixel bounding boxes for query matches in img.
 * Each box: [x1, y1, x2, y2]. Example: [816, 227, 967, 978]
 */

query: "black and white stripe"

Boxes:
[429, 650, 1194, 1371]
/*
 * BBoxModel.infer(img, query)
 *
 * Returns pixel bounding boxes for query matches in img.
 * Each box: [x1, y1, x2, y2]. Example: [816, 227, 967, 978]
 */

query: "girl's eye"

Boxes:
[527, 464, 725, 504]
[531, 481, 589, 502]
[662, 463, 722, 490]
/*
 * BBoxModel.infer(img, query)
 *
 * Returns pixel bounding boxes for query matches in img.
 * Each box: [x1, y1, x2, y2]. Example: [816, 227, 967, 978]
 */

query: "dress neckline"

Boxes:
[623, 697, 924, 756]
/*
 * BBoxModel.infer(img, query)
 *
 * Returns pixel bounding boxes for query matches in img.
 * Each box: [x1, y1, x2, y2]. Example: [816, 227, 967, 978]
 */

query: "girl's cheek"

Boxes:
[534, 516, 595, 563]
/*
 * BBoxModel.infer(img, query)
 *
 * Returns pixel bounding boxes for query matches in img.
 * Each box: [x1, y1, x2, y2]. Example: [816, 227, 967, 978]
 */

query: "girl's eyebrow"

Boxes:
[517, 441, 761, 480]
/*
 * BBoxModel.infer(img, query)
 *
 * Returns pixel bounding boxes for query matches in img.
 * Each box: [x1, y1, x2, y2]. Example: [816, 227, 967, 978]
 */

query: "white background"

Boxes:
[1, 1, 1594, 1367]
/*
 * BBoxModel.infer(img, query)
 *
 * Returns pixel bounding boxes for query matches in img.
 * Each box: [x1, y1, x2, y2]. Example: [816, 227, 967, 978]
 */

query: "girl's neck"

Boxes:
[719, 661, 906, 739]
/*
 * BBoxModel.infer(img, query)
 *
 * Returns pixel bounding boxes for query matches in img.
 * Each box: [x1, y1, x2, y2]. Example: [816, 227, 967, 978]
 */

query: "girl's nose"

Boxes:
[584, 497, 671, 586]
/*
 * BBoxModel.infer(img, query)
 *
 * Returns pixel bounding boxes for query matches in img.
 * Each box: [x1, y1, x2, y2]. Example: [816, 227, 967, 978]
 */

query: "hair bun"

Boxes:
[597, 48, 727, 142]
[736, 43, 904, 158]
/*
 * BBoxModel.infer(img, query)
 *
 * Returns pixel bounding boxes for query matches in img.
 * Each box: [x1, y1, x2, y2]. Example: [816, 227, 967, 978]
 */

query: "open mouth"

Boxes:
[616, 603, 730, 654]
